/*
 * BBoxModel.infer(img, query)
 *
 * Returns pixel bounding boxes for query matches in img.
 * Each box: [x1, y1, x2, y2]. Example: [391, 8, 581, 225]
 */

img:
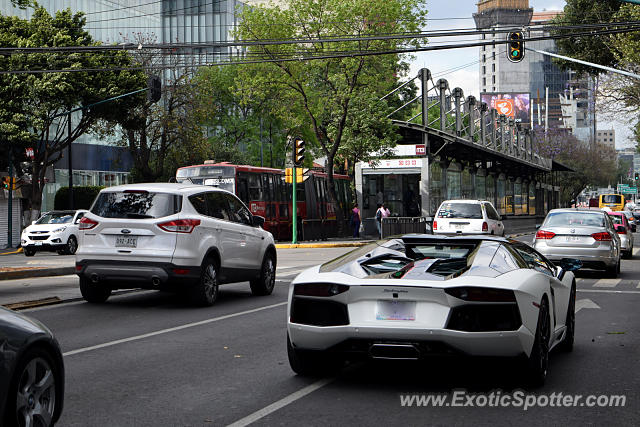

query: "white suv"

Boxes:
[75, 183, 277, 306]
[21, 210, 87, 256]
[433, 199, 504, 236]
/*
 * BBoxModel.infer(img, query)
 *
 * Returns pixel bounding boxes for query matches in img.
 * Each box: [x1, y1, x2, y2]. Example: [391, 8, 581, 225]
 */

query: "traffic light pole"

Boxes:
[292, 165, 297, 244]
[68, 113, 74, 210]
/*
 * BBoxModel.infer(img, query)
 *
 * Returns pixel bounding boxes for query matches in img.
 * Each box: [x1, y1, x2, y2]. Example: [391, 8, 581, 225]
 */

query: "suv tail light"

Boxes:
[157, 219, 201, 233]
[591, 231, 612, 241]
[535, 230, 555, 240]
[78, 217, 98, 230]
[433, 221, 438, 230]
[482, 222, 488, 232]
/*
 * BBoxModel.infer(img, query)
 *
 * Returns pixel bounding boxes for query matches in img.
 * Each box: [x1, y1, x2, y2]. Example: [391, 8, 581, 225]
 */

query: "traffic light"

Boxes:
[293, 137, 305, 166]
[507, 31, 525, 63]
[147, 75, 162, 103]
[635, 172, 639, 181]
[1, 177, 16, 190]
[285, 168, 303, 183]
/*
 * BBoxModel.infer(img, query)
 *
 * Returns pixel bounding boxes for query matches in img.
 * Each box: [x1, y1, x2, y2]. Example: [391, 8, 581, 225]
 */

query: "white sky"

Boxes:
[408, 0, 634, 148]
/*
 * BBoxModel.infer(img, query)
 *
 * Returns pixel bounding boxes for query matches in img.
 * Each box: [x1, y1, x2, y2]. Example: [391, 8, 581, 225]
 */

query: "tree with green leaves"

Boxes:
[551, 0, 623, 75]
[194, 65, 289, 168]
[233, 0, 427, 220]
[0, 7, 145, 219]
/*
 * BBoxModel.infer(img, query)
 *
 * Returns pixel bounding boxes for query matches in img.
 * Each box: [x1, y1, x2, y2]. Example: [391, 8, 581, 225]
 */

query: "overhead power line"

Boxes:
[1, 27, 638, 75]
[3, 20, 640, 54]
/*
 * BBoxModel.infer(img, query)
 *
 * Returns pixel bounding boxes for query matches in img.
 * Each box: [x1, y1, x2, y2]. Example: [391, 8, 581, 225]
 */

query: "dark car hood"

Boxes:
[0, 306, 54, 338]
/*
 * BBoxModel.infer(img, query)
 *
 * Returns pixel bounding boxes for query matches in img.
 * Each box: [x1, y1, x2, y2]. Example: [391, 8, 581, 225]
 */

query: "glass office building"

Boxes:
[1, 0, 245, 211]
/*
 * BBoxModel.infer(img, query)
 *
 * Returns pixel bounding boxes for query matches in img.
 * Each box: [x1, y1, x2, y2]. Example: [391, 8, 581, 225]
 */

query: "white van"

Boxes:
[433, 200, 504, 236]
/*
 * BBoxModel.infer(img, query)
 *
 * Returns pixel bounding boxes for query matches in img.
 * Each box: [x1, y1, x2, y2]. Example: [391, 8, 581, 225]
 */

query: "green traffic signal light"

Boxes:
[507, 31, 525, 63]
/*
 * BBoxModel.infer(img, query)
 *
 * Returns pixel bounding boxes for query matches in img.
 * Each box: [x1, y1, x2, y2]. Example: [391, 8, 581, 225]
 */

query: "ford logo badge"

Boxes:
[121, 229, 131, 234]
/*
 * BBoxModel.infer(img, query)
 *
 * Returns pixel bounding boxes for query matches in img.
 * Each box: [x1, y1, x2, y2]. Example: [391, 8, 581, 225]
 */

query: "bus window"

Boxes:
[248, 174, 263, 201]
[237, 173, 249, 203]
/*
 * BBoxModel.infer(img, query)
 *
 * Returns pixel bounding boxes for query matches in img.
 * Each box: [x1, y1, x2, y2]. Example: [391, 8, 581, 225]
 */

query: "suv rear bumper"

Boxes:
[76, 260, 201, 290]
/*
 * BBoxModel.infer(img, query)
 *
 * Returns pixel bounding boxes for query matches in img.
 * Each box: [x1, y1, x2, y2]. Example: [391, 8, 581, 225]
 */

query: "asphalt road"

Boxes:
[11, 232, 637, 426]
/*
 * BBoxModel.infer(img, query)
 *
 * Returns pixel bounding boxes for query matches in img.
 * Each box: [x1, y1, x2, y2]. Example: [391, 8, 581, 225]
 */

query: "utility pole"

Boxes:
[7, 145, 13, 248]
[68, 113, 74, 210]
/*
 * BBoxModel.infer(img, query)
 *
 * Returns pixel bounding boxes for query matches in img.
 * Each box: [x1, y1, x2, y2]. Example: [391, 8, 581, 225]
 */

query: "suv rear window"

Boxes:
[91, 191, 182, 219]
[437, 203, 483, 219]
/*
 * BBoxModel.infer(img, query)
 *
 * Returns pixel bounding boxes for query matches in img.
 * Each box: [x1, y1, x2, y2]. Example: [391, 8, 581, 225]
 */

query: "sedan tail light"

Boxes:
[591, 231, 612, 241]
[433, 221, 438, 230]
[445, 287, 516, 302]
[616, 229, 627, 235]
[78, 217, 98, 230]
[157, 219, 200, 233]
[482, 222, 488, 232]
[535, 230, 555, 240]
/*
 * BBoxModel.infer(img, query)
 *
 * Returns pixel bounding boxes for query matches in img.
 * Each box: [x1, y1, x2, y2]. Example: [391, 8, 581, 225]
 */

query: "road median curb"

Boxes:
[276, 242, 373, 249]
[0, 267, 76, 281]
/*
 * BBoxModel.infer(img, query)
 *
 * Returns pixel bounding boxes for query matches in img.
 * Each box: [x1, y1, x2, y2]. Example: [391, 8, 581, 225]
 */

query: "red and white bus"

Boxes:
[175, 162, 353, 240]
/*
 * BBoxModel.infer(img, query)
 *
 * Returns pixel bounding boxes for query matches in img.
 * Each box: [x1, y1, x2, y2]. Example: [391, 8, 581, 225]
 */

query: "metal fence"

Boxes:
[300, 219, 351, 241]
[381, 217, 430, 239]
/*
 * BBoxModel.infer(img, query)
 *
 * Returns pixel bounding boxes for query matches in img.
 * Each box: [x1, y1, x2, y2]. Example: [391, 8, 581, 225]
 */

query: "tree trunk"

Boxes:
[325, 153, 346, 238]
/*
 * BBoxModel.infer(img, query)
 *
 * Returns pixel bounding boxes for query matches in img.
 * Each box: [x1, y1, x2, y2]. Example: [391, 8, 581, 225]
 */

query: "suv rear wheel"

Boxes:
[250, 252, 276, 296]
[189, 258, 219, 306]
[79, 276, 112, 303]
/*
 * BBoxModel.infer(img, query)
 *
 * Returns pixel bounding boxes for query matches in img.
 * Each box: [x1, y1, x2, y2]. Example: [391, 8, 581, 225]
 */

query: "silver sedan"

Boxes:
[533, 209, 621, 277]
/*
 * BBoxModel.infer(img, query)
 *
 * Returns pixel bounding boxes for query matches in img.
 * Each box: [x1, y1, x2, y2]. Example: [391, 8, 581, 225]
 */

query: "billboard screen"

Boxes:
[480, 92, 530, 125]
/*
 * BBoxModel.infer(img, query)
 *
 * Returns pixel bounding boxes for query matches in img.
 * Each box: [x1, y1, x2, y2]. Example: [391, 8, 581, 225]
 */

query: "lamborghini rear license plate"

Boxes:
[115, 236, 138, 248]
[376, 300, 416, 321]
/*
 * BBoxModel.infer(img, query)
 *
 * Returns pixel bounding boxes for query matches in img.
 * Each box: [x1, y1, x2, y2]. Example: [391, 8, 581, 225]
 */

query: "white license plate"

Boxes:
[376, 300, 416, 321]
[454, 224, 465, 230]
[115, 236, 138, 248]
[34, 241, 43, 246]
[565, 236, 583, 242]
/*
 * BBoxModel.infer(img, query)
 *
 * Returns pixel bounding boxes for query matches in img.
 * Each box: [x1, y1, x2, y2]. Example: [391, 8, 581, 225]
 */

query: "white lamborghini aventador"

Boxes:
[287, 235, 580, 386]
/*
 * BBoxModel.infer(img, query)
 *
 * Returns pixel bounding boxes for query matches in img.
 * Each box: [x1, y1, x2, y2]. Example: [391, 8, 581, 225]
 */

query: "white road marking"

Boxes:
[226, 378, 334, 427]
[633, 247, 640, 256]
[575, 298, 600, 313]
[593, 279, 621, 288]
[62, 301, 287, 357]
[578, 289, 640, 294]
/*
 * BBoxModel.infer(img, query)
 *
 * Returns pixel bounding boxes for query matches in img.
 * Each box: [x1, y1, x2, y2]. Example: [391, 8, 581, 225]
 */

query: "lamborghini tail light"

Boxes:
[445, 287, 516, 302]
[293, 283, 349, 297]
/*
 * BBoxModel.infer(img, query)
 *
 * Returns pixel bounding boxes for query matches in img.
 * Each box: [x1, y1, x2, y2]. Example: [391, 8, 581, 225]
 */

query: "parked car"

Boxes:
[608, 211, 634, 258]
[533, 209, 621, 277]
[0, 306, 65, 427]
[432, 200, 504, 236]
[287, 235, 579, 386]
[75, 183, 277, 306]
[21, 210, 87, 256]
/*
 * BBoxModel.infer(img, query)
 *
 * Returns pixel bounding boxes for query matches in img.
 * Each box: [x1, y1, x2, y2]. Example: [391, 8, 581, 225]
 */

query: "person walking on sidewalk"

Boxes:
[351, 203, 361, 238]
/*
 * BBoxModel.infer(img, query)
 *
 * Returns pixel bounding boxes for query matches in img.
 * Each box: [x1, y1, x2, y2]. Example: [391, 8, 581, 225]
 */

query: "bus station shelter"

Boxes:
[355, 121, 567, 237]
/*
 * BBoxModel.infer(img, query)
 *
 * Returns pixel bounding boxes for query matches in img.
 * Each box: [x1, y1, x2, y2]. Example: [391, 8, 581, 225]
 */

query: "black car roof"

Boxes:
[401, 233, 511, 244]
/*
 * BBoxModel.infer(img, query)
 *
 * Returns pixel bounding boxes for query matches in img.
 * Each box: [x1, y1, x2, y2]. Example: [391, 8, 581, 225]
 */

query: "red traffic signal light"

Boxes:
[507, 31, 525, 63]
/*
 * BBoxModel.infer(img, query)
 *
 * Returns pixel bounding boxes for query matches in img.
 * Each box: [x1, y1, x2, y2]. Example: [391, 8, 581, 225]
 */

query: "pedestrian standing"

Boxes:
[351, 203, 361, 238]
[375, 203, 383, 239]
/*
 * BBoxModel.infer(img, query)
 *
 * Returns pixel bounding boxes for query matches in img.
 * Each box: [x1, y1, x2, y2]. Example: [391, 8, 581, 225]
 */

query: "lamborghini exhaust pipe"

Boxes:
[369, 343, 420, 360]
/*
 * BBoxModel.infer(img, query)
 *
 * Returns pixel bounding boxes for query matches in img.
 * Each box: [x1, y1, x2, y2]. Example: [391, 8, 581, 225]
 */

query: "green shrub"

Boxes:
[54, 186, 105, 210]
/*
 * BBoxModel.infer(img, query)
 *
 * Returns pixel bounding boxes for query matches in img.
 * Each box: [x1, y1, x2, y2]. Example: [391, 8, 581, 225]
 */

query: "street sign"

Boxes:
[415, 144, 426, 156]
[620, 187, 637, 194]
[617, 184, 629, 188]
